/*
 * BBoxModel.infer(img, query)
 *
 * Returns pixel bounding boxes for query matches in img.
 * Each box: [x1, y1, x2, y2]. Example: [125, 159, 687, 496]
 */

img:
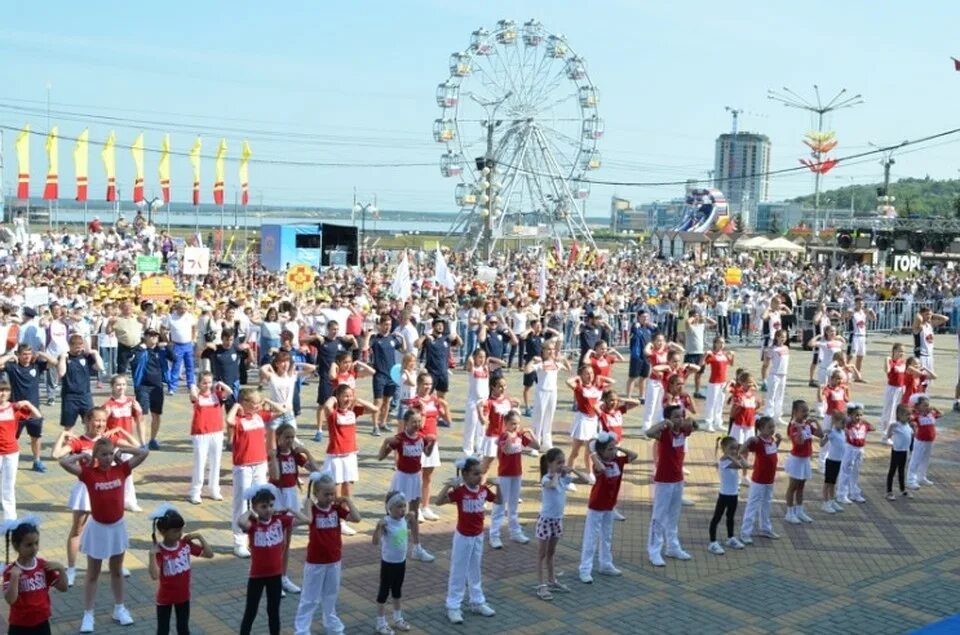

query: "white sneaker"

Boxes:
[648, 553, 666, 567]
[122, 567, 131, 577]
[837, 496, 853, 505]
[411, 544, 435, 562]
[420, 507, 439, 521]
[665, 549, 692, 561]
[210, 492, 224, 501]
[565, 482, 577, 492]
[469, 603, 496, 617]
[579, 572, 594, 583]
[281, 576, 301, 593]
[417, 509, 425, 523]
[612, 509, 626, 521]
[821, 502, 836, 514]
[510, 532, 530, 544]
[598, 565, 623, 576]
[681, 498, 695, 507]
[340, 520, 357, 536]
[797, 509, 814, 523]
[725, 536, 745, 550]
[234, 545, 251, 558]
[489, 535, 503, 550]
[907, 482, 920, 490]
[922, 478, 935, 486]
[784, 512, 802, 525]
[758, 530, 781, 540]
[525, 449, 539, 457]
[740, 535, 754, 545]
[112, 605, 134, 626]
[189, 495, 202, 505]
[830, 500, 844, 512]
[586, 473, 597, 485]
[67, 566, 77, 587]
[446, 609, 464, 624]
[375, 623, 395, 635]
[852, 495, 867, 504]
[708, 542, 726, 555]
[80, 611, 95, 633]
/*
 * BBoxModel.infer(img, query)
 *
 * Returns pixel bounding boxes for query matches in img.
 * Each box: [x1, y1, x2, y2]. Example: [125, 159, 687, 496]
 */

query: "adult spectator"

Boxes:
[44, 303, 70, 405]
[759, 295, 789, 391]
[0, 343, 57, 472]
[205, 327, 245, 407]
[251, 306, 281, 364]
[626, 311, 657, 401]
[912, 306, 950, 376]
[163, 300, 198, 394]
[714, 294, 730, 340]
[416, 317, 461, 400]
[478, 313, 517, 381]
[684, 308, 716, 399]
[518, 320, 557, 416]
[306, 320, 357, 442]
[110, 300, 143, 375]
[578, 312, 604, 366]
[132, 328, 172, 450]
[843, 296, 877, 381]
[271, 329, 312, 421]
[57, 333, 102, 430]
[365, 314, 405, 434]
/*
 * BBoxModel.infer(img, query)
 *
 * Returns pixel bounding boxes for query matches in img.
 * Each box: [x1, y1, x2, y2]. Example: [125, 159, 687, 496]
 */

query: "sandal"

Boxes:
[537, 584, 554, 601]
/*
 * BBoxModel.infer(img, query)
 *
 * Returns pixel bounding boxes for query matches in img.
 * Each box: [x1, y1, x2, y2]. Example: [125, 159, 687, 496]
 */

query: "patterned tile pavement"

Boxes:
[6, 334, 960, 634]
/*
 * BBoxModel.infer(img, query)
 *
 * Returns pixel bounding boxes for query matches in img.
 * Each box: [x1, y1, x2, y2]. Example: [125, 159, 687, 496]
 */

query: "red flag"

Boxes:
[953, 57, 960, 71]
[567, 241, 579, 267]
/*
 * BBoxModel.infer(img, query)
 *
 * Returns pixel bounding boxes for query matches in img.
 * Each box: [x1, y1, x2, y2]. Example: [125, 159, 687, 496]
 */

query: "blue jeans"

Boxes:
[169, 342, 196, 391]
[99, 346, 117, 382]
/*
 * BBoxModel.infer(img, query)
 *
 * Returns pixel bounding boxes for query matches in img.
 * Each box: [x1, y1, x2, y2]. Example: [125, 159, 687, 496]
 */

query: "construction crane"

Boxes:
[725, 106, 744, 135]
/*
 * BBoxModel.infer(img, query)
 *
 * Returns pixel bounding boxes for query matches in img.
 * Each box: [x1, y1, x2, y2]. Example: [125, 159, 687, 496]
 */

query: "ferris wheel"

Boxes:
[435, 19, 602, 257]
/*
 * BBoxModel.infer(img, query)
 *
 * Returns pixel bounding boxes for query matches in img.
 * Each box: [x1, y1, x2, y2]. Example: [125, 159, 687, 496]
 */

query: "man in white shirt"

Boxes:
[44, 303, 70, 404]
[162, 300, 197, 394]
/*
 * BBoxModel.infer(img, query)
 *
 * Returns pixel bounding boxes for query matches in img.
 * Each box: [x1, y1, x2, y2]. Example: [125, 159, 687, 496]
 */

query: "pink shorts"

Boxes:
[535, 515, 563, 540]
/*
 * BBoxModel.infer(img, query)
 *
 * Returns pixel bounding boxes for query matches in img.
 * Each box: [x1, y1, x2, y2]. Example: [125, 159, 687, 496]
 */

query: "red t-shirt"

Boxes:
[886, 359, 906, 388]
[703, 351, 731, 384]
[68, 434, 117, 454]
[248, 513, 294, 578]
[788, 421, 814, 458]
[155, 539, 204, 606]
[390, 431, 426, 474]
[844, 421, 873, 447]
[449, 484, 495, 537]
[912, 410, 941, 442]
[0, 403, 30, 454]
[573, 381, 602, 417]
[647, 348, 668, 381]
[232, 413, 267, 466]
[822, 385, 848, 415]
[496, 431, 531, 477]
[654, 427, 689, 483]
[326, 406, 364, 455]
[590, 354, 615, 379]
[746, 436, 779, 484]
[588, 455, 628, 511]
[103, 396, 139, 435]
[270, 450, 308, 489]
[411, 395, 440, 436]
[2, 558, 59, 626]
[191, 391, 225, 435]
[482, 396, 513, 438]
[81, 462, 132, 524]
[662, 392, 693, 418]
[733, 392, 757, 427]
[306, 504, 350, 565]
[331, 368, 358, 391]
[599, 405, 627, 442]
[902, 373, 926, 405]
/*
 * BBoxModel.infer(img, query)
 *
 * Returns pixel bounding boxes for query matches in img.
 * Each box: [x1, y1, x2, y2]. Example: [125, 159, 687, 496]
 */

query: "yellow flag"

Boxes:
[101, 131, 117, 202]
[43, 126, 58, 200]
[189, 137, 201, 205]
[213, 138, 227, 205]
[130, 133, 145, 202]
[158, 134, 170, 203]
[239, 140, 252, 205]
[73, 129, 89, 202]
[15, 125, 29, 199]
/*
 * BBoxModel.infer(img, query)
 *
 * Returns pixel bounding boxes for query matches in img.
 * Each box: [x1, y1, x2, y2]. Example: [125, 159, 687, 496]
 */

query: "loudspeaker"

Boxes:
[319, 223, 359, 267]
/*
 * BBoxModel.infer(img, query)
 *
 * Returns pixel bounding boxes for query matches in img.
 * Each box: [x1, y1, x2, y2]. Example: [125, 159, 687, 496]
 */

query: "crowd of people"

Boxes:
[0, 217, 954, 634]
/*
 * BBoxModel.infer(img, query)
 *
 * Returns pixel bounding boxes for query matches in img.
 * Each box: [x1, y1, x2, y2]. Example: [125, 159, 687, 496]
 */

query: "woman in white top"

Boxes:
[259, 350, 316, 429]
[525, 339, 570, 452]
[96, 303, 118, 386]
[462, 348, 501, 456]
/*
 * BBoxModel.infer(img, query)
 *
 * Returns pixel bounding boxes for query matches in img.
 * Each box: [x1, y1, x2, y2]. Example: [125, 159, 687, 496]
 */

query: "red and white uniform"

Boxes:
[654, 427, 689, 483]
[0, 402, 30, 455]
[2, 558, 59, 627]
[306, 504, 349, 565]
[647, 347, 669, 382]
[191, 390, 225, 435]
[838, 420, 873, 501]
[822, 385, 848, 416]
[412, 395, 441, 438]
[741, 436, 779, 538]
[731, 391, 757, 444]
[190, 390, 226, 503]
[746, 437, 779, 485]
[104, 396, 139, 435]
[908, 409, 941, 487]
[496, 432, 530, 478]
[913, 410, 940, 443]
[248, 513, 294, 578]
[703, 351, 730, 385]
[450, 484, 495, 536]
[588, 455, 627, 511]
[590, 354, 615, 380]
[571, 380, 602, 442]
[388, 431, 429, 501]
[445, 484, 496, 611]
[648, 427, 689, 563]
[599, 405, 626, 442]
[81, 462, 131, 524]
[270, 450, 307, 489]
[640, 347, 669, 431]
[155, 539, 204, 606]
[232, 413, 267, 466]
[326, 407, 364, 456]
[481, 395, 513, 455]
[703, 352, 730, 430]
[844, 421, 871, 448]
[784, 420, 815, 481]
[881, 358, 907, 425]
[331, 368, 358, 391]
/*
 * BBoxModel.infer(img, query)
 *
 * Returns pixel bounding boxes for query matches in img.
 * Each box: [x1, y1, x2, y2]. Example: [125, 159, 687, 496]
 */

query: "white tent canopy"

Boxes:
[763, 237, 805, 253]
[733, 235, 771, 250]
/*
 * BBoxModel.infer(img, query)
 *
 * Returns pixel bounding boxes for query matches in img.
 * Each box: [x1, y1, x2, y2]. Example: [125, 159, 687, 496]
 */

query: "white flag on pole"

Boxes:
[434, 245, 457, 291]
[390, 251, 412, 302]
[538, 256, 547, 298]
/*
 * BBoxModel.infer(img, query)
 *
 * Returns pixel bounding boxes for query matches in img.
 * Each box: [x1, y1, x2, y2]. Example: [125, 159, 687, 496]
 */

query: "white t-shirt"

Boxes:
[46, 320, 69, 356]
[769, 345, 790, 376]
[266, 372, 298, 411]
[888, 421, 913, 452]
[539, 474, 572, 519]
[823, 428, 846, 462]
[400, 323, 419, 357]
[379, 515, 408, 564]
[718, 457, 740, 496]
[164, 312, 197, 344]
[532, 360, 559, 392]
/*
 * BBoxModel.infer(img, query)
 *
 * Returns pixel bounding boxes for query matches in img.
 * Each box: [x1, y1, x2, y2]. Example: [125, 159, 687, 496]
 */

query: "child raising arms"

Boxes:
[1, 516, 68, 634]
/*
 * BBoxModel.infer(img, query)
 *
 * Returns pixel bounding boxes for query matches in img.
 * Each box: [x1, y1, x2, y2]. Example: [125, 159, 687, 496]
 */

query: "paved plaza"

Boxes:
[9, 334, 960, 634]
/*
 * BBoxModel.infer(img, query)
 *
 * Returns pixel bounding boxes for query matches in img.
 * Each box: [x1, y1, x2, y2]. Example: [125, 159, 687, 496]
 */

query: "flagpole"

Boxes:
[82, 201, 87, 233]
[166, 202, 171, 234]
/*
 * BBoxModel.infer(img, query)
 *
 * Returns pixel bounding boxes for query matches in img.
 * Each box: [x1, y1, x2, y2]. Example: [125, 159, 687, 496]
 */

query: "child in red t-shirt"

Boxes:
[293, 472, 359, 635]
[0, 380, 41, 522]
[436, 457, 502, 625]
[1, 516, 67, 633]
[188, 371, 233, 505]
[147, 504, 213, 635]
[738, 416, 782, 544]
[645, 405, 696, 567]
[102, 374, 145, 513]
[59, 436, 150, 631]
[489, 410, 540, 549]
[238, 483, 310, 635]
[598, 390, 639, 521]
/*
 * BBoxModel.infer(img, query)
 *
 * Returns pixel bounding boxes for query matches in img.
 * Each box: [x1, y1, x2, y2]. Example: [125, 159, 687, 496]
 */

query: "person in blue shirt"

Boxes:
[0, 343, 58, 472]
[626, 311, 658, 402]
[416, 318, 461, 399]
[478, 313, 517, 385]
[57, 334, 103, 430]
[364, 314, 406, 435]
[304, 320, 357, 442]
[131, 329, 172, 450]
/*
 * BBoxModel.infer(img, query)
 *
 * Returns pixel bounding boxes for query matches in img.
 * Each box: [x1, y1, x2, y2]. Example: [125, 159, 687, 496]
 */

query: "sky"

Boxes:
[2, 1, 960, 218]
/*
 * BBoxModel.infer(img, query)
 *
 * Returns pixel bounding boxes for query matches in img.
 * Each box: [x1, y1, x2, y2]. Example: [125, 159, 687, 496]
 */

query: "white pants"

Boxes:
[294, 561, 343, 635]
[880, 386, 904, 427]
[445, 531, 485, 609]
[531, 389, 558, 450]
[580, 508, 615, 575]
[490, 476, 521, 540]
[765, 374, 787, 420]
[647, 481, 683, 559]
[907, 440, 933, 485]
[920, 355, 935, 375]
[232, 462, 267, 545]
[641, 381, 664, 431]
[462, 400, 482, 455]
[740, 481, 773, 538]
[191, 432, 224, 498]
[703, 382, 726, 430]
[837, 445, 864, 499]
[0, 452, 17, 520]
[850, 335, 866, 357]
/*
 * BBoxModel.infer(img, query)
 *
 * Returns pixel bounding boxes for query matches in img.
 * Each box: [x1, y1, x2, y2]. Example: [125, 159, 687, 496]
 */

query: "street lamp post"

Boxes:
[353, 196, 378, 266]
[136, 196, 163, 225]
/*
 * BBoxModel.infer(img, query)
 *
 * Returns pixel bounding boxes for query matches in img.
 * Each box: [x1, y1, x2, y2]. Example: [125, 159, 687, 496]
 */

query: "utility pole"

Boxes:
[470, 90, 511, 262]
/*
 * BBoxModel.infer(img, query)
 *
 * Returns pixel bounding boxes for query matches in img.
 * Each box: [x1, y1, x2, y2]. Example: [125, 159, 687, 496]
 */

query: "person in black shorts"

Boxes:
[132, 328, 172, 450]
[0, 343, 58, 472]
[416, 318, 461, 399]
[517, 320, 558, 416]
[305, 320, 357, 442]
[57, 334, 103, 431]
[366, 314, 406, 435]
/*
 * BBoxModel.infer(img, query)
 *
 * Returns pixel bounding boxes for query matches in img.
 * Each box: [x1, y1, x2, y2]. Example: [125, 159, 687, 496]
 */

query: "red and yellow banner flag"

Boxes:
[15, 125, 29, 199]
[239, 139, 251, 206]
[74, 129, 89, 202]
[213, 138, 226, 205]
[101, 131, 117, 202]
[189, 137, 201, 205]
[43, 126, 59, 200]
[131, 133, 145, 203]
[158, 134, 170, 204]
